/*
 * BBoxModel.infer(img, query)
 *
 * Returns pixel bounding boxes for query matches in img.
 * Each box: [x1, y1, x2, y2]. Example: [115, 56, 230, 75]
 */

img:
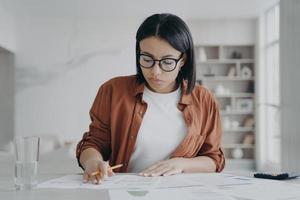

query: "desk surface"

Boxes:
[1, 147, 300, 200]
[0, 147, 111, 200]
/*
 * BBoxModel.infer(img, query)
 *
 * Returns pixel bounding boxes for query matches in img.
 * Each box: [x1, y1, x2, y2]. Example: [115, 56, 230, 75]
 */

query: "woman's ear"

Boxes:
[180, 54, 186, 67]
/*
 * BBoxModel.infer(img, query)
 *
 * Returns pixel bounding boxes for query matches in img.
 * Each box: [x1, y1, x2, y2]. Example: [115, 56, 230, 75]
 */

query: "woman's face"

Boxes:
[139, 36, 185, 93]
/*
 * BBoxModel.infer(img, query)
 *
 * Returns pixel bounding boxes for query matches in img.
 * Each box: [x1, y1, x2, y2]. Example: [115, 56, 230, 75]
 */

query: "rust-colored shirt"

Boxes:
[76, 75, 225, 172]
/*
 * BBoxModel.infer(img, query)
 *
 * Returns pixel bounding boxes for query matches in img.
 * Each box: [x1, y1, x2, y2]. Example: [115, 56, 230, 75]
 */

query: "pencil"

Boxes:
[91, 164, 123, 176]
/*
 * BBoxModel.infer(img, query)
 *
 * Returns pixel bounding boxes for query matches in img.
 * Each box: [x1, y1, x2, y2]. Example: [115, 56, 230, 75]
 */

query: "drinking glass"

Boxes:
[14, 136, 40, 190]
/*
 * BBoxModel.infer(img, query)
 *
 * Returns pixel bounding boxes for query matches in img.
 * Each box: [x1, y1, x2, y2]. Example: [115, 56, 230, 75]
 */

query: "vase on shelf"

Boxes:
[199, 47, 207, 61]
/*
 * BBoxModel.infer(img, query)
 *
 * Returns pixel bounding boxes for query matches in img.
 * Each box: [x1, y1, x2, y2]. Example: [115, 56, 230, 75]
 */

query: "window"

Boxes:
[260, 3, 280, 170]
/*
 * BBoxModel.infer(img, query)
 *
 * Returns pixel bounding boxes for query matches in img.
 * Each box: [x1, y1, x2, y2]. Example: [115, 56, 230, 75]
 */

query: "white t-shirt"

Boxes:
[128, 86, 187, 172]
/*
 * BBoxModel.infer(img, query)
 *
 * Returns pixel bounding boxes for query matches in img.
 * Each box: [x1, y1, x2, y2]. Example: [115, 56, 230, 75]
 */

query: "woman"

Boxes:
[76, 13, 225, 184]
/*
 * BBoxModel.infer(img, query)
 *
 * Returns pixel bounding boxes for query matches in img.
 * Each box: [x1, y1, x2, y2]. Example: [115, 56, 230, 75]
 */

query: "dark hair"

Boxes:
[135, 13, 196, 94]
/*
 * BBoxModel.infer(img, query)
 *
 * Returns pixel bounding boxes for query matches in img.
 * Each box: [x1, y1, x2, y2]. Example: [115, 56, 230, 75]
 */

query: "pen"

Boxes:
[90, 164, 123, 176]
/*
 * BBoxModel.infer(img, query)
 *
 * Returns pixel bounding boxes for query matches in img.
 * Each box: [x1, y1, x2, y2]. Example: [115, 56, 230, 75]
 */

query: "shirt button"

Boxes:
[124, 163, 128, 166]
[130, 135, 134, 139]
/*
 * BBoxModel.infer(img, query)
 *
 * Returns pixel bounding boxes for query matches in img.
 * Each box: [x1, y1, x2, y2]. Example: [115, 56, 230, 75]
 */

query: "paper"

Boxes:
[36, 173, 270, 190]
[38, 173, 242, 190]
[37, 174, 161, 189]
[37, 173, 300, 200]
[216, 181, 300, 200]
[109, 187, 237, 200]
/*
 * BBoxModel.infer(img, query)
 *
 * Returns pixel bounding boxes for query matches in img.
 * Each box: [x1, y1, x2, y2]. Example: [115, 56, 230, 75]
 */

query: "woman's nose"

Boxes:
[150, 61, 163, 75]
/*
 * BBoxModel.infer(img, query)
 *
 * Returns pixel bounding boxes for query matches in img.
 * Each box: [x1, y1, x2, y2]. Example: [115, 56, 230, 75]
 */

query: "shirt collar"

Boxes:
[132, 78, 192, 105]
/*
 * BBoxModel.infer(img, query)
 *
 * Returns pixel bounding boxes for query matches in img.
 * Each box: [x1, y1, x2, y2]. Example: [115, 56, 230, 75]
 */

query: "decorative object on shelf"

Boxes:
[247, 81, 255, 93]
[198, 47, 207, 61]
[227, 65, 236, 77]
[215, 84, 225, 95]
[231, 148, 244, 159]
[203, 67, 215, 77]
[196, 80, 203, 85]
[223, 117, 231, 130]
[236, 98, 253, 112]
[231, 51, 242, 59]
[241, 65, 252, 78]
[242, 133, 255, 145]
[225, 105, 232, 112]
[243, 117, 255, 128]
[224, 88, 231, 95]
[215, 84, 231, 95]
[231, 121, 240, 129]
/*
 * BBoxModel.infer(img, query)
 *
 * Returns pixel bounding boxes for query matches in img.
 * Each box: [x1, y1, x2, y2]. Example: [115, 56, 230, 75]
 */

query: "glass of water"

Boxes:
[13, 136, 40, 190]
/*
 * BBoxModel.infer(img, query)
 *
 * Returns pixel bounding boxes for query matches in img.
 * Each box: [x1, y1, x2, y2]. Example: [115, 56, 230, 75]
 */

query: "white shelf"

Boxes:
[223, 127, 255, 132]
[197, 59, 254, 64]
[223, 144, 254, 149]
[221, 110, 254, 115]
[214, 93, 254, 98]
[201, 76, 254, 81]
[195, 44, 256, 170]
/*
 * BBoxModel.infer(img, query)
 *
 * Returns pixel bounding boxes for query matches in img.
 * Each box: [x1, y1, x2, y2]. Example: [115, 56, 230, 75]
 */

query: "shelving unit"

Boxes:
[195, 45, 256, 170]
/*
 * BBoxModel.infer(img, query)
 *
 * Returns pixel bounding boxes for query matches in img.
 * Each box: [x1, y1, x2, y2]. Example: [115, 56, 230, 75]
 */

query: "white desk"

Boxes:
[1, 147, 300, 200]
[0, 147, 109, 200]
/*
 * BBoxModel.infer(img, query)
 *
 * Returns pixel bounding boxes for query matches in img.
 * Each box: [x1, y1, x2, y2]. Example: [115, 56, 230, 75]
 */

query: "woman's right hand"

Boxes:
[83, 159, 114, 184]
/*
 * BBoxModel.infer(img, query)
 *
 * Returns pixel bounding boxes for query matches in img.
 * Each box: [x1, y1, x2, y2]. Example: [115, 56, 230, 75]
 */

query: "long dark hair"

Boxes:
[135, 13, 196, 94]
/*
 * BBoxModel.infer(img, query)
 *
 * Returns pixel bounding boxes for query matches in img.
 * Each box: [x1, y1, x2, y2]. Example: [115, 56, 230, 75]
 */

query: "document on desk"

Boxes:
[216, 181, 300, 200]
[37, 173, 300, 200]
[37, 173, 259, 190]
[109, 187, 236, 200]
[38, 174, 162, 189]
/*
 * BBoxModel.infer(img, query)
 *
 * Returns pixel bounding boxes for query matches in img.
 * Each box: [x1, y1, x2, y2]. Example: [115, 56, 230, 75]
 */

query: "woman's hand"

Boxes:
[139, 158, 186, 177]
[83, 159, 114, 184]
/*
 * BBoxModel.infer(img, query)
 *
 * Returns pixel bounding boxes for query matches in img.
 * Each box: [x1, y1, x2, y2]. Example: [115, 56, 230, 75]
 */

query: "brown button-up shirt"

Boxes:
[76, 75, 225, 172]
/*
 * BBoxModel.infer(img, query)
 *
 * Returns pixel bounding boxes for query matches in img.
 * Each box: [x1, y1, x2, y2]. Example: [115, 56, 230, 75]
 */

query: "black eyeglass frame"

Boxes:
[138, 53, 184, 72]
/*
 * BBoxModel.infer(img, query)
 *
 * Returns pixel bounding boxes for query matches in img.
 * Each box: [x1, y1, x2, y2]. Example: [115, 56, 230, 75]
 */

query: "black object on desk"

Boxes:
[254, 172, 300, 180]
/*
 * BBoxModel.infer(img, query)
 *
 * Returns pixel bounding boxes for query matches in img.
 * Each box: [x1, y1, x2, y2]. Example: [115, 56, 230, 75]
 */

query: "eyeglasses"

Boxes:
[139, 53, 183, 72]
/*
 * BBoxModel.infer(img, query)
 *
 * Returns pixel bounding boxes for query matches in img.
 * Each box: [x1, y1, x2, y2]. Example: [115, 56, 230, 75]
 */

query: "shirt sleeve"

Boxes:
[76, 84, 112, 169]
[197, 91, 225, 172]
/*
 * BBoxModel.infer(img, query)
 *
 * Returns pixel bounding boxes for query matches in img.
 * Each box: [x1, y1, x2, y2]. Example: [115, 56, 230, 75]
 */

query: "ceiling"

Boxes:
[2, 0, 278, 20]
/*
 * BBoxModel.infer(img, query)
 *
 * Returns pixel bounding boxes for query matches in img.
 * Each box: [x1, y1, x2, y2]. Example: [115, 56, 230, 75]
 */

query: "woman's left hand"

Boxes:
[139, 158, 186, 177]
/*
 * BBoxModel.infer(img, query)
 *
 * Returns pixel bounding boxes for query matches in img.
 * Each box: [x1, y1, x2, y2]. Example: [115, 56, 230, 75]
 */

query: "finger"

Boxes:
[162, 168, 182, 176]
[88, 173, 99, 184]
[108, 168, 114, 177]
[149, 166, 170, 177]
[100, 161, 109, 179]
[84, 173, 97, 184]
[144, 166, 164, 176]
[94, 174, 100, 184]
[140, 162, 163, 176]
[94, 173, 103, 184]
[83, 172, 89, 183]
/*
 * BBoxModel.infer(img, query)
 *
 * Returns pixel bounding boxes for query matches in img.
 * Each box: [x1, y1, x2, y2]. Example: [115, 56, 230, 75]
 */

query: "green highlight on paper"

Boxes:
[127, 190, 149, 197]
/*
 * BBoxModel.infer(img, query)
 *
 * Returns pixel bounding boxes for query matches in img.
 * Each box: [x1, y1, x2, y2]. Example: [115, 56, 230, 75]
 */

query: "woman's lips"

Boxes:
[149, 78, 164, 84]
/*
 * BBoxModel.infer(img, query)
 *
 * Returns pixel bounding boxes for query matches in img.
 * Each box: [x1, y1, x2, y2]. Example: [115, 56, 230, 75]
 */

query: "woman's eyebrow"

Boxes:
[141, 51, 176, 58]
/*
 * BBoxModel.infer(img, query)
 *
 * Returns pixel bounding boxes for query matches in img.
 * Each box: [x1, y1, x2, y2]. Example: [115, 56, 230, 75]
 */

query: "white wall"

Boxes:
[15, 17, 137, 141]
[188, 19, 257, 45]
[0, 2, 15, 149]
[0, 50, 14, 149]
[280, 0, 300, 172]
[0, 2, 16, 52]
